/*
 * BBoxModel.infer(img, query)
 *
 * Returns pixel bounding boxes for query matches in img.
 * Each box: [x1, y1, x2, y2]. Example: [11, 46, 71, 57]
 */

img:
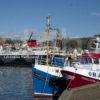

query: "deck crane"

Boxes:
[27, 32, 37, 48]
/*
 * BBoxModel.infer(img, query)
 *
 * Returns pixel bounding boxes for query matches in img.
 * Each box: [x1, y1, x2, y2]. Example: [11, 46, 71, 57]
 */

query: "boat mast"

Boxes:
[45, 16, 61, 65]
[54, 28, 61, 50]
[45, 16, 51, 65]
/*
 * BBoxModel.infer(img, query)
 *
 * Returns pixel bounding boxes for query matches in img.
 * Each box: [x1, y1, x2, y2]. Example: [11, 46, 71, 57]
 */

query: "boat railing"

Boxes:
[35, 56, 64, 67]
[38, 59, 47, 65]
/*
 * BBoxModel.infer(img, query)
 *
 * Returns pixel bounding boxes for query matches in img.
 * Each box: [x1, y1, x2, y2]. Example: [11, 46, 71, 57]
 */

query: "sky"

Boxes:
[0, 0, 100, 40]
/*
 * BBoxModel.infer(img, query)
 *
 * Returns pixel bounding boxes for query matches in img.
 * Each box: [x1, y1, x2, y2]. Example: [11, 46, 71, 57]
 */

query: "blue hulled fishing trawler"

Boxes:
[32, 16, 66, 99]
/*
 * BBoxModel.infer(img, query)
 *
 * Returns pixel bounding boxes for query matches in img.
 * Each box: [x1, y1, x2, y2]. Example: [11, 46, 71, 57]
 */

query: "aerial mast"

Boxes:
[54, 28, 61, 49]
[45, 16, 51, 65]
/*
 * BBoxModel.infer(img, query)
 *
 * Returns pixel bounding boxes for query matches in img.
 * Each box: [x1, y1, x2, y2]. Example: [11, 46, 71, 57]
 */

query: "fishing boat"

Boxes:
[32, 56, 65, 98]
[32, 16, 66, 99]
[0, 32, 47, 65]
[61, 37, 100, 89]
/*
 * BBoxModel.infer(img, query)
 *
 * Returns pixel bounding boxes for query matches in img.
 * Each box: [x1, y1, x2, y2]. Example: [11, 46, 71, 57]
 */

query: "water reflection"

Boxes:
[0, 66, 33, 100]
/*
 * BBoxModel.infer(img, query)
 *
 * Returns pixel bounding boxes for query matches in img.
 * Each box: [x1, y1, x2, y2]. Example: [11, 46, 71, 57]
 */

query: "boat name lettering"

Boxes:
[88, 72, 100, 78]
[21, 55, 35, 58]
[33, 72, 48, 81]
[3, 55, 35, 58]
[4, 55, 20, 58]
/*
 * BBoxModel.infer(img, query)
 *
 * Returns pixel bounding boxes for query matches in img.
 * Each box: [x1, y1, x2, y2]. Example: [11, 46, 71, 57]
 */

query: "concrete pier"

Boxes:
[59, 83, 100, 100]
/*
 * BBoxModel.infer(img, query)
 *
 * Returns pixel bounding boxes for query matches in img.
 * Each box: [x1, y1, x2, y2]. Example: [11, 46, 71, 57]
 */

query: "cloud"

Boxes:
[91, 12, 100, 16]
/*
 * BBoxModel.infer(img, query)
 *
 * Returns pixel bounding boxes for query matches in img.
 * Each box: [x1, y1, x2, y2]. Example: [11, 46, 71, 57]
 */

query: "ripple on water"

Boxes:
[0, 66, 33, 100]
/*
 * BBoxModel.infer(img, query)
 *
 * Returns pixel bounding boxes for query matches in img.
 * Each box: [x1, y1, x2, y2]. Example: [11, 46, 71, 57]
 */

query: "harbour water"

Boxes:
[0, 66, 33, 100]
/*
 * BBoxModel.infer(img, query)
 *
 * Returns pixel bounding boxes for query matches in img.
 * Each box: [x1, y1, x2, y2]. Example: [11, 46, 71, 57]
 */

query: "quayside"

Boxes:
[59, 83, 100, 100]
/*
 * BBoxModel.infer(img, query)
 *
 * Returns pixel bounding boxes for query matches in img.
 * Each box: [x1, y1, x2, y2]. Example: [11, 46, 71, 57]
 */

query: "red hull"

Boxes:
[61, 70, 100, 89]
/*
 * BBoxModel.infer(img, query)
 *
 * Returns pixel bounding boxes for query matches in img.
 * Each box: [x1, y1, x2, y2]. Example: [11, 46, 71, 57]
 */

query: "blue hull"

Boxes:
[32, 64, 66, 98]
[32, 65, 56, 95]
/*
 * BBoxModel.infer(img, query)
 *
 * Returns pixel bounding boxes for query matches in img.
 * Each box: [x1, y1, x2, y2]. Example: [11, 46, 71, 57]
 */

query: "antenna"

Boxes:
[45, 16, 51, 65]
